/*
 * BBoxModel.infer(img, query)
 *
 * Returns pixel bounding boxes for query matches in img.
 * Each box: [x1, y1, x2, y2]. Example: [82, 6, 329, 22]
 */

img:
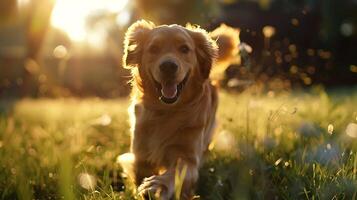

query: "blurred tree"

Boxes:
[22, 0, 55, 96]
[25, 0, 54, 59]
[134, 0, 221, 26]
[0, 0, 17, 23]
[0, 0, 55, 97]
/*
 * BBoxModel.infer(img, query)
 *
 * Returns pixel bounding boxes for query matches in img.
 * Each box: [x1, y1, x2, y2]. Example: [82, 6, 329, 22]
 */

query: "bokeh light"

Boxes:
[346, 123, 357, 138]
[262, 25, 276, 38]
[340, 22, 354, 37]
[328, 124, 334, 135]
[78, 173, 97, 190]
[53, 45, 68, 59]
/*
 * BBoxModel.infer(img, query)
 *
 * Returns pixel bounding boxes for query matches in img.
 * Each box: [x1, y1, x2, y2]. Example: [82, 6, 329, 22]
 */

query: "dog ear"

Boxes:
[186, 25, 218, 79]
[122, 20, 155, 69]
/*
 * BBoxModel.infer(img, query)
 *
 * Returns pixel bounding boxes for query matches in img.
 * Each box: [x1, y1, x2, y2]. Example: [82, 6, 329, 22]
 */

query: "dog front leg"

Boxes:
[138, 151, 199, 200]
[133, 159, 156, 186]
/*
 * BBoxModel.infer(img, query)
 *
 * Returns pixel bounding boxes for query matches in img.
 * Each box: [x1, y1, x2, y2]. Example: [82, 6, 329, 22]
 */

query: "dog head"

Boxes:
[123, 20, 217, 105]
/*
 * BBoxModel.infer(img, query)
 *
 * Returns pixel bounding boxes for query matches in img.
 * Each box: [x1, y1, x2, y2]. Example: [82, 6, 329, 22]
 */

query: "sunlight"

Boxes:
[51, 0, 129, 41]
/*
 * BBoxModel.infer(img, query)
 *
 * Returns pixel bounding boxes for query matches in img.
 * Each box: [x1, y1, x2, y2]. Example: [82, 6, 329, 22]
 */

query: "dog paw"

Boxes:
[138, 175, 172, 200]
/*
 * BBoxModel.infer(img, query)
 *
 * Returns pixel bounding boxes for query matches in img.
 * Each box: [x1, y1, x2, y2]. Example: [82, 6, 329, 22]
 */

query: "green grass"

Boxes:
[0, 87, 357, 200]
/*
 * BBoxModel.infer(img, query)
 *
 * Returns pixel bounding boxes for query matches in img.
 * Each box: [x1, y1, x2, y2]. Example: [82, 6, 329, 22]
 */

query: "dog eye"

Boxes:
[179, 45, 190, 54]
[149, 45, 159, 54]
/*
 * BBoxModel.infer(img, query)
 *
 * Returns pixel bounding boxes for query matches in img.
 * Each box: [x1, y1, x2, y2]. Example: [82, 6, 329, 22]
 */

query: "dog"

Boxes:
[120, 20, 239, 199]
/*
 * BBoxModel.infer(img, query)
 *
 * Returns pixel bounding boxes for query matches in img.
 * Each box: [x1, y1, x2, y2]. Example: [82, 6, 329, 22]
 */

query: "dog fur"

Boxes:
[120, 20, 237, 199]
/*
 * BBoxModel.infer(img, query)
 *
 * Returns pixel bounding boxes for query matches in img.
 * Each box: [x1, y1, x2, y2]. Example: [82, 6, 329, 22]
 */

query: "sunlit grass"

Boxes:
[0, 98, 132, 199]
[0, 88, 356, 199]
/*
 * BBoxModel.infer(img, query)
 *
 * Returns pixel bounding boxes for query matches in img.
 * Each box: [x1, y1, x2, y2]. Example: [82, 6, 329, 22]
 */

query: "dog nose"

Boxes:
[159, 61, 178, 75]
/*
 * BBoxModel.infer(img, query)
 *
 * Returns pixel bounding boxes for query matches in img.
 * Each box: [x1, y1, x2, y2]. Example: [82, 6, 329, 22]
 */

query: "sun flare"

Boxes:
[51, 0, 129, 41]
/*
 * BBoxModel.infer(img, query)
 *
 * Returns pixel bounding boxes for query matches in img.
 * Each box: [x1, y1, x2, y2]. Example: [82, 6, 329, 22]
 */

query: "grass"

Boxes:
[0, 87, 356, 200]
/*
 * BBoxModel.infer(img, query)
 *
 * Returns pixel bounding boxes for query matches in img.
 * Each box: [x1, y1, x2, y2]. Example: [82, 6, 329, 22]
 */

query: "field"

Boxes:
[1, 87, 357, 200]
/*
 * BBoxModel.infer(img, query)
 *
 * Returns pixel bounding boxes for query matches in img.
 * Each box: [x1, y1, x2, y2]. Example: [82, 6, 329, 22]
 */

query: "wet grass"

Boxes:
[0, 87, 357, 200]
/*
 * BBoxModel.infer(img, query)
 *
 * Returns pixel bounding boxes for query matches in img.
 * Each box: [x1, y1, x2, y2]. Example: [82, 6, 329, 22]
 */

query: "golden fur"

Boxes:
[120, 20, 236, 199]
[209, 24, 240, 80]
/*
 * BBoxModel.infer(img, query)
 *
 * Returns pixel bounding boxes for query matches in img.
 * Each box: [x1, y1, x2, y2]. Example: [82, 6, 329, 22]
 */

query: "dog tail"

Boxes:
[209, 24, 240, 80]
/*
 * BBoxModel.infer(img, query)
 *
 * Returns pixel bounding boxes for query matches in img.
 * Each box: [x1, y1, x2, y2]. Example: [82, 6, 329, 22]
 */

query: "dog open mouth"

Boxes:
[154, 73, 189, 104]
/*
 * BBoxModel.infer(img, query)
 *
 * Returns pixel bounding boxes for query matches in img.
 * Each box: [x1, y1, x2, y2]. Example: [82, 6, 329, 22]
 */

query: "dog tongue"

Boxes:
[161, 83, 177, 99]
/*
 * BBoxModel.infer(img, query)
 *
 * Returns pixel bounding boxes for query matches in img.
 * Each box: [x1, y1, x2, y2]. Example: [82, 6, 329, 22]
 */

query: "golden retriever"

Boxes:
[120, 20, 239, 200]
